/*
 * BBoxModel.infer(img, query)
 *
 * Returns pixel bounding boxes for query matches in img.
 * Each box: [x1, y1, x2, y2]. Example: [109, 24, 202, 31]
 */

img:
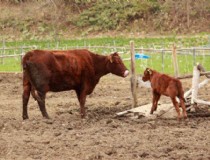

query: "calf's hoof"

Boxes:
[81, 113, 86, 119]
[183, 115, 188, 119]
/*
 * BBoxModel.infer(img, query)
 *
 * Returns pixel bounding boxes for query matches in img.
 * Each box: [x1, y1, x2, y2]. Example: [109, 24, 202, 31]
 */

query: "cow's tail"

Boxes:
[22, 51, 34, 70]
[25, 61, 34, 73]
[23, 60, 34, 78]
[23, 60, 42, 102]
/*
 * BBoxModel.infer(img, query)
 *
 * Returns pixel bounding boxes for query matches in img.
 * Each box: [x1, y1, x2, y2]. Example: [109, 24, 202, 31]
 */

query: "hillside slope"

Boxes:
[0, 0, 210, 40]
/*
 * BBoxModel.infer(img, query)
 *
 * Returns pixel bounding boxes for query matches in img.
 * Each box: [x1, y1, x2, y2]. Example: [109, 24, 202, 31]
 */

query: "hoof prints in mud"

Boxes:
[0, 73, 210, 160]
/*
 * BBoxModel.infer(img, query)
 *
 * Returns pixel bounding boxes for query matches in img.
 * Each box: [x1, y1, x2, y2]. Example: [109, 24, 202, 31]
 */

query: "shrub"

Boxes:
[74, 1, 160, 31]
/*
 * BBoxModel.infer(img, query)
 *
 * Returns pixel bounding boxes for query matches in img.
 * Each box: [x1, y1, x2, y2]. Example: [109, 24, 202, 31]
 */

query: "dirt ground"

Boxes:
[0, 73, 210, 160]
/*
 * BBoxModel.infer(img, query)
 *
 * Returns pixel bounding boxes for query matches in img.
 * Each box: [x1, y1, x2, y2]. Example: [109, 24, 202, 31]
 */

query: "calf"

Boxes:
[142, 68, 187, 119]
[22, 49, 129, 119]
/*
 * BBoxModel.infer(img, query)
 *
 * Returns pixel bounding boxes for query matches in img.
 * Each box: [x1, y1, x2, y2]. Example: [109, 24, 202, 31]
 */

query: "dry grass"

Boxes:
[0, 1, 210, 40]
[0, 1, 71, 39]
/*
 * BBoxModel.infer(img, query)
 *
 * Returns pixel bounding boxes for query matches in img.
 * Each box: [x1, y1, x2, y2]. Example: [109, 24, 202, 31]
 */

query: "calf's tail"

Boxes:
[176, 81, 185, 101]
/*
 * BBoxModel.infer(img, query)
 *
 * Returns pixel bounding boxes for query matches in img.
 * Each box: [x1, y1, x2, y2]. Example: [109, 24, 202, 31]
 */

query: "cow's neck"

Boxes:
[92, 54, 109, 80]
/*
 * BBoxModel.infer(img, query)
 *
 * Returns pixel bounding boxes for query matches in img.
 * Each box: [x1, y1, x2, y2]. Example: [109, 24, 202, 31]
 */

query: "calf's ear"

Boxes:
[146, 68, 152, 74]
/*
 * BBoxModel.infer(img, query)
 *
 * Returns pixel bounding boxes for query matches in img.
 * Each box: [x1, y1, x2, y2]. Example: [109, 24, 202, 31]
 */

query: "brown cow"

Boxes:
[22, 49, 129, 119]
[142, 68, 187, 119]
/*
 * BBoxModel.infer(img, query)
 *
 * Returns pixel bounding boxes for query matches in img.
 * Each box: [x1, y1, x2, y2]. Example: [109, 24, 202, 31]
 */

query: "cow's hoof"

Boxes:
[44, 115, 50, 119]
[22, 115, 29, 120]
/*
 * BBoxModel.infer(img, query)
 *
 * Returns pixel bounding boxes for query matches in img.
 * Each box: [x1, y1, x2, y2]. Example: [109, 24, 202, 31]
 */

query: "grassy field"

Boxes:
[0, 35, 210, 75]
[3, 35, 209, 48]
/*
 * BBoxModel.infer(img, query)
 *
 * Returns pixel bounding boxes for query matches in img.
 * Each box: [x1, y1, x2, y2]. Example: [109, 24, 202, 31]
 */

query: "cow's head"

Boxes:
[142, 68, 152, 81]
[107, 52, 129, 77]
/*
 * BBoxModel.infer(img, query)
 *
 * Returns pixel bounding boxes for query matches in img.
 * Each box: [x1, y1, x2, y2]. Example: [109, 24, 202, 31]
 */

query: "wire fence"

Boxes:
[133, 46, 210, 76]
[0, 40, 210, 75]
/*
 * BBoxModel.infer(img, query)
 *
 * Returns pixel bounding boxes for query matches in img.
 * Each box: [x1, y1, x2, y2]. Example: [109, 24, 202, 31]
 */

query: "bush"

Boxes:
[74, 1, 160, 31]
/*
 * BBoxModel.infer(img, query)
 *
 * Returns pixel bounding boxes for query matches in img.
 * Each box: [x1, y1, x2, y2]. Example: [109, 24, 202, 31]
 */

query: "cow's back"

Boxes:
[23, 49, 92, 70]
[22, 50, 55, 70]
[22, 49, 95, 92]
[51, 49, 93, 74]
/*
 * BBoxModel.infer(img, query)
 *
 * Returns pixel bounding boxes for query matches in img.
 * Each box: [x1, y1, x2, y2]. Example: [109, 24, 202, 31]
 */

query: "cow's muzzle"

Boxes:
[124, 70, 129, 77]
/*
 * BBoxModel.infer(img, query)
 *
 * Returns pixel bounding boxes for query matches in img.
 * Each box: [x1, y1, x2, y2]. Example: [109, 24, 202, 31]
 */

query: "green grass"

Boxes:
[0, 57, 22, 72]
[122, 53, 210, 76]
[3, 35, 210, 49]
[0, 35, 210, 74]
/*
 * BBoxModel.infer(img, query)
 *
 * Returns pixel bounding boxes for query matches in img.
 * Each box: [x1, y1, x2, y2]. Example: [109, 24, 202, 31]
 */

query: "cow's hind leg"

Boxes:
[36, 91, 50, 119]
[171, 97, 181, 120]
[22, 82, 31, 120]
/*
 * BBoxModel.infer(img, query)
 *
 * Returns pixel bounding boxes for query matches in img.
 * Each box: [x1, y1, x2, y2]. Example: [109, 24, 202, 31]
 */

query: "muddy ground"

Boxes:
[0, 73, 210, 160]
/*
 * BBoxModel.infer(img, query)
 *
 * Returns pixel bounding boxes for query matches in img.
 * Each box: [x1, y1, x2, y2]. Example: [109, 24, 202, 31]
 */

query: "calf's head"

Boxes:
[107, 52, 129, 77]
[142, 68, 152, 81]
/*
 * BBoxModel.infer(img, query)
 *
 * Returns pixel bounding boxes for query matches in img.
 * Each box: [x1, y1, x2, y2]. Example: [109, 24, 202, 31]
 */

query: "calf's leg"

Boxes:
[154, 94, 161, 111]
[151, 91, 160, 114]
[171, 97, 181, 119]
[180, 98, 187, 118]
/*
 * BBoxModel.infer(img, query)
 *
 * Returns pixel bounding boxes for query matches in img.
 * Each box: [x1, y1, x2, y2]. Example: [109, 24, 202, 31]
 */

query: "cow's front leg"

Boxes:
[76, 89, 87, 118]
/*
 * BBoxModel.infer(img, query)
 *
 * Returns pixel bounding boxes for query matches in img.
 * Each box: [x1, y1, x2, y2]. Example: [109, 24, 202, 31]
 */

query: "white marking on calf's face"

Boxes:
[142, 70, 151, 81]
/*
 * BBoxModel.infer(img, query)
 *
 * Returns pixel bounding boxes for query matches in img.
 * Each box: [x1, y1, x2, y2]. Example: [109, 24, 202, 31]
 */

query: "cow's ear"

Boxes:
[113, 52, 118, 56]
[108, 55, 113, 63]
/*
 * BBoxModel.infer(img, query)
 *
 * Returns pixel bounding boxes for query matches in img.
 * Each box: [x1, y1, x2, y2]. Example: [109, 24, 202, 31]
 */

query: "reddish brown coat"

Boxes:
[22, 49, 129, 119]
[142, 68, 187, 119]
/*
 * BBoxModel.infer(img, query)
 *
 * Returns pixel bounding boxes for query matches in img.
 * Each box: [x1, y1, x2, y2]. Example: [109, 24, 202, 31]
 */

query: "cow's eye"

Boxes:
[114, 57, 121, 64]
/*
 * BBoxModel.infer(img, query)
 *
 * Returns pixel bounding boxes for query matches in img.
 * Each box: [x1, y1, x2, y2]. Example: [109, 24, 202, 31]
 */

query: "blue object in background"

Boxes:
[135, 53, 150, 59]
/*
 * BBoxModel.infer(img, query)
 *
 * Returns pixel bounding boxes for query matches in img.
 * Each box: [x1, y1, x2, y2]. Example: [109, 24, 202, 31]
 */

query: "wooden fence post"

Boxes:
[130, 41, 138, 108]
[172, 44, 179, 77]
[193, 48, 196, 66]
